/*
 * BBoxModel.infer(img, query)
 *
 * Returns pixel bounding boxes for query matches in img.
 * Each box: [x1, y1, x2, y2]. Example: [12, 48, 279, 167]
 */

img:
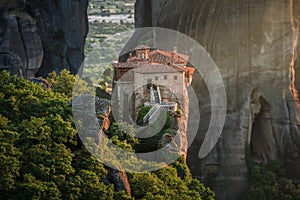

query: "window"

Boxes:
[164, 75, 167, 80]
[155, 76, 159, 81]
[147, 79, 152, 83]
[174, 76, 177, 80]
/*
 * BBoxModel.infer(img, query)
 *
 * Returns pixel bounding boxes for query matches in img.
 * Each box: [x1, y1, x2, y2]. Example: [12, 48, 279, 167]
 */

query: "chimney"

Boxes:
[173, 47, 177, 54]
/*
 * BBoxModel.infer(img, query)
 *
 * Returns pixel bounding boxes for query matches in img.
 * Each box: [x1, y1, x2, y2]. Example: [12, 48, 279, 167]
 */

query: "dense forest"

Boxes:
[0, 70, 215, 199]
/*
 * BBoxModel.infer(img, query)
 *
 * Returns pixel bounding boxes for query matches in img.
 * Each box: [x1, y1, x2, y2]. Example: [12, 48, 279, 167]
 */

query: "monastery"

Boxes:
[112, 46, 194, 122]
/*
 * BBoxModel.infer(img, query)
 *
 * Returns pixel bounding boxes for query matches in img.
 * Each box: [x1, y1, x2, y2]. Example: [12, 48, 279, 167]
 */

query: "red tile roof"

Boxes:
[113, 60, 148, 68]
[113, 48, 193, 78]
[132, 63, 184, 74]
[149, 49, 189, 61]
[185, 67, 195, 75]
[125, 48, 188, 65]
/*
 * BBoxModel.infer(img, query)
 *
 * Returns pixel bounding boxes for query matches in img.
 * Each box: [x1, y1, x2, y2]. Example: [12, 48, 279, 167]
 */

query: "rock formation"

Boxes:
[134, 1, 300, 199]
[103, 167, 131, 195]
[73, 94, 131, 195]
[0, 0, 88, 78]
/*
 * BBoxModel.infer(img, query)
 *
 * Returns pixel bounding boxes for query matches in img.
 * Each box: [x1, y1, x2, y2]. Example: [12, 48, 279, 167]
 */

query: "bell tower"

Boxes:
[135, 45, 150, 60]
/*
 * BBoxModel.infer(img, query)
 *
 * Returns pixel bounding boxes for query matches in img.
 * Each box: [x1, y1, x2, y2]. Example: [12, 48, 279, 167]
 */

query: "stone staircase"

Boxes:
[143, 104, 160, 124]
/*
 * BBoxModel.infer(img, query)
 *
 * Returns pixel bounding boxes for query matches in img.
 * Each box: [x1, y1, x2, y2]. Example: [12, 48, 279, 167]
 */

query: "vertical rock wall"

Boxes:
[0, 0, 88, 78]
[0, 10, 43, 78]
[134, 0, 300, 199]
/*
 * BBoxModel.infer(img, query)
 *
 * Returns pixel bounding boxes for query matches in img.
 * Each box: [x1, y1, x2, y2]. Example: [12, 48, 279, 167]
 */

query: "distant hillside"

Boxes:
[88, 0, 135, 15]
[84, 0, 135, 84]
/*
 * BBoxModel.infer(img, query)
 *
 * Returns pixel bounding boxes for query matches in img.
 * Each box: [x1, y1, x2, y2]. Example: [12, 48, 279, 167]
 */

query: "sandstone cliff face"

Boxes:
[135, 1, 300, 199]
[0, 0, 88, 78]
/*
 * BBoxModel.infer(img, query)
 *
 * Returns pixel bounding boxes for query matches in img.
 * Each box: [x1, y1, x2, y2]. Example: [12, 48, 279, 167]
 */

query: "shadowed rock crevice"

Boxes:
[249, 90, 279, 163]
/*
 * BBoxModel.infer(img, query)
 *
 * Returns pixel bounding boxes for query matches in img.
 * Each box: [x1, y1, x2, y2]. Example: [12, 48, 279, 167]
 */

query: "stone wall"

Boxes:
[111, 82, 135, 122]
[134, 71, 185, 101]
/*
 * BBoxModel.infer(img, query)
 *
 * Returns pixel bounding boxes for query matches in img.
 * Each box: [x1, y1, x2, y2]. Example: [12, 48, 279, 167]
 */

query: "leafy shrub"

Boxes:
[136, 106, 151, 125]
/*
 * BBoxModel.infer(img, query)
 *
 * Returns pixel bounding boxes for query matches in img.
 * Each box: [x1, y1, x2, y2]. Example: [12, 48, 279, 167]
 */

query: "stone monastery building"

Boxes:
[112, 45, 194, 121]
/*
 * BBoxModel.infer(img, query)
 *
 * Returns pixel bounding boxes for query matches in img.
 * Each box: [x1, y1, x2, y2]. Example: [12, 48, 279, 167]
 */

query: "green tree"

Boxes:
[129, 165, 214, 200]
[0, 128, 21, 198]
[0, 71, 112, 199]
[106, 122, 138, 152]
[242, 160, 300, 200]
[46, 69, 92, 98]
